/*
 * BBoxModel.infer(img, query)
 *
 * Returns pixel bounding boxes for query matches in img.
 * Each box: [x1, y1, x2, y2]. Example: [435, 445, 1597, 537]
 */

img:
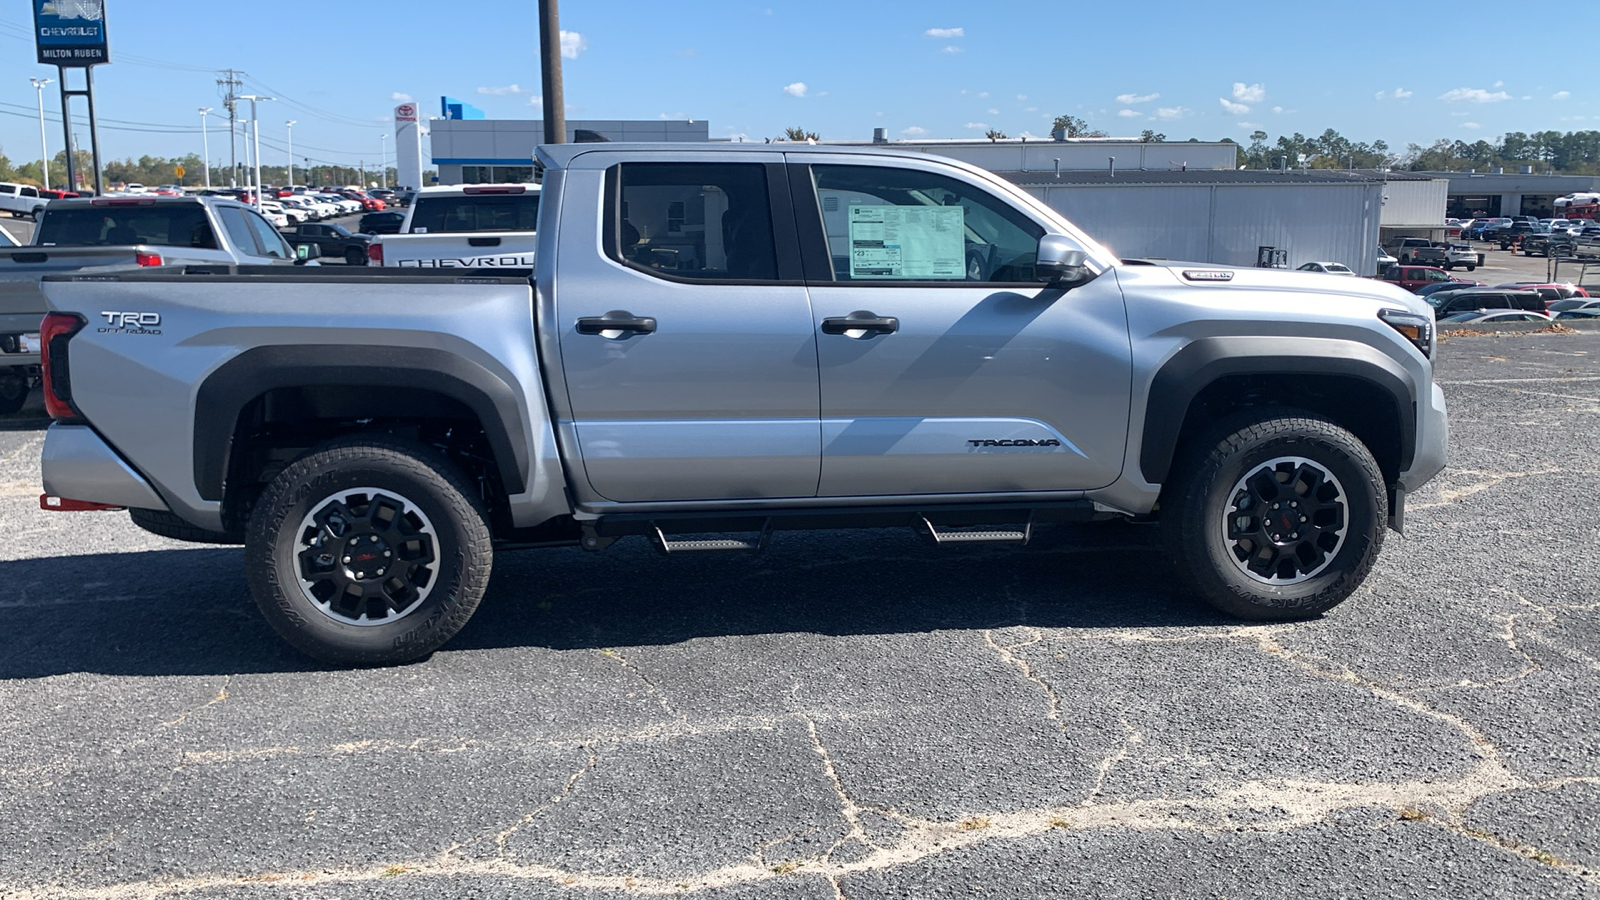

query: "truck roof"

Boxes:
[534, 140, 964, 170]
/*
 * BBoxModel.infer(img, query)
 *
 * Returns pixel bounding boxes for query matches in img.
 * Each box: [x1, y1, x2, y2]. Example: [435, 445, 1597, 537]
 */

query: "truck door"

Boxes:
[553, 155, 820, 502]
[790, 157, 1132, 496]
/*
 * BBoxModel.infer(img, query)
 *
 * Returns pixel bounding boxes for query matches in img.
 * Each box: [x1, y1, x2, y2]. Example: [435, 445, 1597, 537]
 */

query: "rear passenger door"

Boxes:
[553, 152, 820, 503]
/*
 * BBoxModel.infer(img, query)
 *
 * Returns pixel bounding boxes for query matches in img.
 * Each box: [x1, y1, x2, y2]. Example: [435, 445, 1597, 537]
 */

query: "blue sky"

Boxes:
[0, 0, 1592, 172]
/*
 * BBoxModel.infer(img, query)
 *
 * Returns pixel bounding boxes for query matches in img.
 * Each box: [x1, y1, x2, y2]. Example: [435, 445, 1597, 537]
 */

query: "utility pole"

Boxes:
[380, 133, 388, 189]
[285, 120, 296, 187]
[239, 94, 272, 210]
[538, 0, 565, 144]
[30, 77, 53, 191]
[217, 69, 242, 188]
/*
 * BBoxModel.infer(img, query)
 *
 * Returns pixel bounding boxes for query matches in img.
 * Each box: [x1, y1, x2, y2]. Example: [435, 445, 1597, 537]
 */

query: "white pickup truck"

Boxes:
[366, 183, 538, 268]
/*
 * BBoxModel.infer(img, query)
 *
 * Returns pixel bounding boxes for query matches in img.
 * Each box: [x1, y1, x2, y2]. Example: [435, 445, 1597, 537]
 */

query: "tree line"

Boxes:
[0, 146, 405, 190]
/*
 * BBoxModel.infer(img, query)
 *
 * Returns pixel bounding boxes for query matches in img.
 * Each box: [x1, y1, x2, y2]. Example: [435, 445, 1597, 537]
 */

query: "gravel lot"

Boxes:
[1, 291, 1598, 899]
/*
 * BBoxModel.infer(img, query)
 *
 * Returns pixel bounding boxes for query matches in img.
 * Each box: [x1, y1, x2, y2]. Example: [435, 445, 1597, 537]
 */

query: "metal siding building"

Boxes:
[1005, 171, 1389, 274]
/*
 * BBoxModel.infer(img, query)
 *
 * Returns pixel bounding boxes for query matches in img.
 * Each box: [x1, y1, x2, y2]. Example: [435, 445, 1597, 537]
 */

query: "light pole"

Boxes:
[238, 95, 273, 210]
[285, 120, 296, 188]
[198, 108, 213, 189]
[380, 133, 388, 189]
[29, 77, 53, 191]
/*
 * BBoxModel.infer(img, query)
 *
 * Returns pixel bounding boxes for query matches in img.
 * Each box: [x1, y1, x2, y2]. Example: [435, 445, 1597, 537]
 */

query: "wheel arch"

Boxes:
[1141, 337, 1416, 489]
[194, 345, 531, 506]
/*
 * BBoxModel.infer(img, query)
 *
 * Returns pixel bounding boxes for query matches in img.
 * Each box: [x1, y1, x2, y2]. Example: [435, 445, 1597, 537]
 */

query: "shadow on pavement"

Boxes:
[0, 522, 1228, 679]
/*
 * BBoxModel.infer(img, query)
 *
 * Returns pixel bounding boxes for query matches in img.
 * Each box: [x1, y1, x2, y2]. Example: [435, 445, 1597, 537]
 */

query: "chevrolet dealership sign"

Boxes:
[33, 0, 109, 66]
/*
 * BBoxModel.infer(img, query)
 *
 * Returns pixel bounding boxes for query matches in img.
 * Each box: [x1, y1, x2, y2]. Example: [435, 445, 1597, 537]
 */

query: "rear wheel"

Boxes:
[0, 370, 28, 415]
[1162, 412, 1385, 620]
[245, 436, 492, 665]
[345, 246, 366, 266]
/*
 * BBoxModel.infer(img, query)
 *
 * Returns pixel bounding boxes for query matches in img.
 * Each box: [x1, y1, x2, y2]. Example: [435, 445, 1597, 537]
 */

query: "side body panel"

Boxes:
[40, 273, 568, 531]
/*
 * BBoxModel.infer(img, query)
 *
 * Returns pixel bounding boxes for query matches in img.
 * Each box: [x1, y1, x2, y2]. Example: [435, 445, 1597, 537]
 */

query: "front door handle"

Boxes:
[577, 310, 657, 338]
[821, 310, 899, 337]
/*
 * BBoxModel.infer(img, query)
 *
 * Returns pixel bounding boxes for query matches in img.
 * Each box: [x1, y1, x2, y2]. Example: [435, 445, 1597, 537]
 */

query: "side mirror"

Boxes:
[295, 242, 320, 262]
[1035, 234, 1096, 287]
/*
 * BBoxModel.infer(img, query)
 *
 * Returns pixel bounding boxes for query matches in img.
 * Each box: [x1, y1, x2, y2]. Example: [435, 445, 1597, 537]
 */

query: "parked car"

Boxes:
[1383, 237, 1447, 267]
[1438, 311, 1553, 325]
[0, 182, 48, 220]
[1415, 279, 1486, 298]
[1375, 245, 1397, 271]
[1442, 243, 1478, 271]
[280, 222, 371, 265]
[1465, 218, 1510, 240]
[1554, 309, 1600, 321]
[1494, 282, 1590, 305]
[1517, 232, 1569, 258]
[38, 189, 80, 201]
[1377, 265, 1466, 293]
[1295, 261, 1355, 275]
[368, 183, 539, 267]
[357, 211, 405, 234]
[1426, 289, 1549, 319]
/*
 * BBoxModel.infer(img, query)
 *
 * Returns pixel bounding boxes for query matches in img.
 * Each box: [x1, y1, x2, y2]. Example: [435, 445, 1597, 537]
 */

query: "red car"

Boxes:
[340, 189, 386, 211]
[1378, 265, 1469, 293]
[38, 189, 80, 200]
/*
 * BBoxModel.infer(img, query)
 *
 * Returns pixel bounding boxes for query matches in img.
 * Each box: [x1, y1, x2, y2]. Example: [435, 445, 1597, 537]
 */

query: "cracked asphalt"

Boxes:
[1, 329, 1598, 899]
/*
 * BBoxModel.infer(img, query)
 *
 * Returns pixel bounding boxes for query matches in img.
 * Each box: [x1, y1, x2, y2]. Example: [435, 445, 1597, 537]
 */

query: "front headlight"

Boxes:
[1378, 308, 1433, 359]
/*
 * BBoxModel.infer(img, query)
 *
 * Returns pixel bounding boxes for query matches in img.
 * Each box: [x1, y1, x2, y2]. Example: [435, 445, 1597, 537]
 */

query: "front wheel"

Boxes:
[1161, 412, 1385, 621]
[245, 436, 493, 665]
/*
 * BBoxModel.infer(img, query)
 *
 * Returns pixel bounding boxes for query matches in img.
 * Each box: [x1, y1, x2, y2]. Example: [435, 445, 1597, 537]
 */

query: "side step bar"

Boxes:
[650, 521, 772, 556]
[918, 514, 1032, 546]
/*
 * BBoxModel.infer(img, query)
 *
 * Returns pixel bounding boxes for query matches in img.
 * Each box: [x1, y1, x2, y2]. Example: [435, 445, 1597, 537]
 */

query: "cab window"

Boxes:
[806, 165, 1043, 284]
[603, 162, 778, 281]
[243, 210, 292, 258]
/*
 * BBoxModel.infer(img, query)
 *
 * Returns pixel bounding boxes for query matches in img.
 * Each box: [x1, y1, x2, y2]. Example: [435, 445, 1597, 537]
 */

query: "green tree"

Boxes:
[984, 129, 1007, 141]
[782, 126, 819, 142]
[1138, 129, 1165, 143]
[1051, 115, 1106, 138]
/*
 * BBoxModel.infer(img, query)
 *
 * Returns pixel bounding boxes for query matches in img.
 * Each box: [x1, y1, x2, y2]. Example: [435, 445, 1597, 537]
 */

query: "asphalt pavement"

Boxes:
[0, 327, 1598, 898]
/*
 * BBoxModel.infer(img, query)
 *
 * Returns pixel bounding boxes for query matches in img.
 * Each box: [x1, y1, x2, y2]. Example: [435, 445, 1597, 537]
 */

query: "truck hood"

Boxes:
[1116, 260, 1435, 320]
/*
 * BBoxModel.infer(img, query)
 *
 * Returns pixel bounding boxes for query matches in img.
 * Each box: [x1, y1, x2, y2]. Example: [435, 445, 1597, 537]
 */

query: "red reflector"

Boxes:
[368, 243, 383, 263]
[135, 252, 163, 267]
[91, 198, 158, 206]
[40, 494, 124, 512]
[462, 186, 525, 194]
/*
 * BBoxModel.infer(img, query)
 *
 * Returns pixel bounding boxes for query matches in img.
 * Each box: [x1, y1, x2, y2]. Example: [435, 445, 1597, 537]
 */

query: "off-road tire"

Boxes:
[344, 247, 366, 266]
[1161, 411, 1385, 621]
[130, 508, 241, 545]
[245, 435, 492, 665]
[0, 372, 28, 415]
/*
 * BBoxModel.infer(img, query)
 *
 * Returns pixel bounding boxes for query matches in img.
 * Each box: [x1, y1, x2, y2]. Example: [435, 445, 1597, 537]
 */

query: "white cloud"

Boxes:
[924, 27, 964, 38]
[1271, 106, 1284, 114]
[477, 84, 528, 96]
[1117, 109, 1141, 118]
[1462, 122, 1481, 130]
[526, 95, 544, 109]
[940, 45, 962, 53]
[1232, 82, 1265, 102]
[1017, 130, 1041, 140]
[673, 48, 699, 58]
[560, 30, 587, 59]
[1493, 80, 1504, 88]
[1152, 106, 1192, 120]
[1395, 87, 1413, 99]
[902, 126, 928, 136]
[1438, 87, 1510, 103]
[1116, 92, 1159, 104]
[986, 108, 999, 115]
[783, 82, 808, 98]
[1237, 121, 1260, 129]
[1016, 94, 1027, 101]
[391, 92, 415, 102]
[964, 122, 988, 130]
[1553, 90, 1572, 100]
[1219, 98, 1250, 115]
[658, 112, 686, 120]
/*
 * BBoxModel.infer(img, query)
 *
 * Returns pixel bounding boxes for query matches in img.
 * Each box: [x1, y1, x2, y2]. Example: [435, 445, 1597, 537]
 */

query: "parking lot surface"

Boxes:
[1, 330, 1598, 898]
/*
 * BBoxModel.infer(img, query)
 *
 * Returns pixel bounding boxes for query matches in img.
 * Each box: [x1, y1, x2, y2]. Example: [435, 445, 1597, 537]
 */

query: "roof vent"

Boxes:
[872, 127, 887, 144]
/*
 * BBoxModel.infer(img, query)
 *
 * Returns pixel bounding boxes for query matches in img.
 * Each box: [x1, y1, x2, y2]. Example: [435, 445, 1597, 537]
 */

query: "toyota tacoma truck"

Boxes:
[35, 143, 1449, 664]
[366, 183, 539, 268]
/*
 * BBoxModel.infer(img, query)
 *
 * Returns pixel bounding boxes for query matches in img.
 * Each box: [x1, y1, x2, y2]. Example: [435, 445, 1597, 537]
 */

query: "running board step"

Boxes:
[651, 521, 771, 556]
[919, 514, 1032, 546]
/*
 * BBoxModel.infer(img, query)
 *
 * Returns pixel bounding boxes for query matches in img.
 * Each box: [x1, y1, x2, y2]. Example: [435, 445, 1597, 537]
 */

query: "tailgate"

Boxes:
[0, 246, 142, 335]
[375, 232, 537, 268]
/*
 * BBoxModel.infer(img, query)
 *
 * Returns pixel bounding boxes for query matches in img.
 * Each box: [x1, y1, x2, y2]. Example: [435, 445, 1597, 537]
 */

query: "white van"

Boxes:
[0, 183, 48, 220]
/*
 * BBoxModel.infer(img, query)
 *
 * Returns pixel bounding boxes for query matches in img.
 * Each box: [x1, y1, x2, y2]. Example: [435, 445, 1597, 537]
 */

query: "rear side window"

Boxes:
[218, 207, 258, 253]
[0, 185, 15, 195]
[408, 192, 540, 233]
[603, 162, 778, 281]
[36, 205, 219, 249]
[243, 210, 292, 259]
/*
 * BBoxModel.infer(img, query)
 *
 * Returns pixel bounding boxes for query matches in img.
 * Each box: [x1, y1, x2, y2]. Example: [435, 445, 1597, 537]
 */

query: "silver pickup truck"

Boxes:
[36, 142, 1449, 665]
[0, 196, 313, 413]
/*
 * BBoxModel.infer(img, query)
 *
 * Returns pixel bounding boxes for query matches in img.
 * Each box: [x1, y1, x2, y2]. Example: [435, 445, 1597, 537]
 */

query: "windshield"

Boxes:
[408, 193, 540, 234]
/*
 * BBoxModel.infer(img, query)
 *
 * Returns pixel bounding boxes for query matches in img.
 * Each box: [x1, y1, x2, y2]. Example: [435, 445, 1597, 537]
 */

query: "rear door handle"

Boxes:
[467, 237, 502, 247]
[576, 310, 657, 337]
[821, 311, 899, 336]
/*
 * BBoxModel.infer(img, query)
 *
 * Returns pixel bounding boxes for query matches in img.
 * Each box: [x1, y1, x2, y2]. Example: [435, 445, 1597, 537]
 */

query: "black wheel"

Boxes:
[0, 371, 27, 415]
[1467, 265, 1476, 272]
[245, 436, 492, 665]
[345, 246, 367, 266]
[1162, 411, 1385, 621]
[1400, 255, 1411, 265]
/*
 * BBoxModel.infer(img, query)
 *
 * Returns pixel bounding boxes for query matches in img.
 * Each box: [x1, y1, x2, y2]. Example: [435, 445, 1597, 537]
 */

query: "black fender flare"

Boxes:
[1139, 336, 1417, 486]
[193, 344, 530, 501]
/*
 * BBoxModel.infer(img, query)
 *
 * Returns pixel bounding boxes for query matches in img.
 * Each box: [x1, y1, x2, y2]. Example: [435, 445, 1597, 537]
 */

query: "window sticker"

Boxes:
[848, 205, 964, 279]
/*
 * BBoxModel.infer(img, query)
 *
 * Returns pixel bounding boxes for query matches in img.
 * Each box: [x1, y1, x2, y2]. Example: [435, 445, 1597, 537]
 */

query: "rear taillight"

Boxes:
[135, 251, 163, 267]
[368, 243, 383, 264]
[40, 312, 86, 421]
